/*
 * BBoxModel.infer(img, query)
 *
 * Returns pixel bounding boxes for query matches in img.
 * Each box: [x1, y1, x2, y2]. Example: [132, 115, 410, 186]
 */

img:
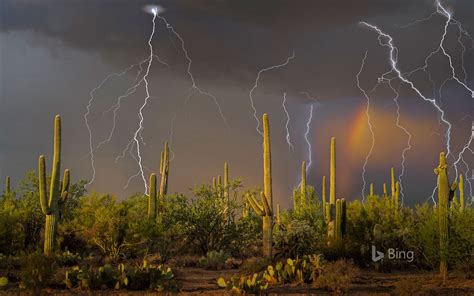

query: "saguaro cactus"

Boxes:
[247, 113, 273, 259]
[434, 152, 457, 282]
[383, 183, 387, 198]
[370, 183, 374, 196]
[38, 115, 70, 254]
[159, 141, 170, 199]
[4, 176, 10, 195]
[148, 173, 157, 220]
[327, 137, 336, 238]
[224, 163, 229, 200]
[459, 174, 465, 211]
[322, 176, 327, 218]
[391, 167, 395, 198]
[300, 161, 307, 208]
[393, 181, 400, 210]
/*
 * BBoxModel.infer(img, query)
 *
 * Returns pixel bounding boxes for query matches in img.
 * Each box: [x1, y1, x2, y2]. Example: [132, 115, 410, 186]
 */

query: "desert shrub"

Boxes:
[233, 212, 262, 257]
[70, 193, 131, 260]
[218, 273, 268, 294]
[316, 259, 359, 293]
[448, 207, 474, 269]
[198, 250, 229, 270]
[58, 250, 81, 267]
[0, 171, 86, 255]
[64, 261, 178, 291]
[0, 195, 24, 254]
[19, 251, 58, 291]
[240, 257, 272, 275]
[177, 184, 238, 255]
[274, 217, 319, 258]
[345, 197, 415, 266]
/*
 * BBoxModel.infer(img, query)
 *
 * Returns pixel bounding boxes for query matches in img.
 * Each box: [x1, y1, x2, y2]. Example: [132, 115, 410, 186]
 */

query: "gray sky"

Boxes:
[1, 0, 473, 206]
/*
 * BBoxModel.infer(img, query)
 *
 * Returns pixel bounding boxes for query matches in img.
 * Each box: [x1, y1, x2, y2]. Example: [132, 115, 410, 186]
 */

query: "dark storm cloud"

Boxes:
[0, 0, 424, 92]
[1, 0, 473, 204]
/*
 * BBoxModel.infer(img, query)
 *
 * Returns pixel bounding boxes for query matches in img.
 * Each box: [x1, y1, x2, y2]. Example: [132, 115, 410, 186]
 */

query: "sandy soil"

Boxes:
[1, 268, 473, 295]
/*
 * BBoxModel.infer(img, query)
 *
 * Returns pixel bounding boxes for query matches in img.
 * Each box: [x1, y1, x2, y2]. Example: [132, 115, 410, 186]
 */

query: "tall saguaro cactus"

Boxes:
[148, 173, 157, 220]
[434, 152, 457, 282]
[38, 115, 70, 254]
[300, 161, 307, 208]
[159, 141, 170, 199]
[247, 113, 273, 259]
[325, 137, 346, 241]
[330, 137, 336, 205]
[327, 137, 336, 238]
[4, 176, 10, 195]
[322, 175, 327, 219]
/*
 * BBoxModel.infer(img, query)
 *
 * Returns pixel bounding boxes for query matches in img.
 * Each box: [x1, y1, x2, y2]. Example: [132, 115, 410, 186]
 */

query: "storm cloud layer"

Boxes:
[1, 0, 473, 205]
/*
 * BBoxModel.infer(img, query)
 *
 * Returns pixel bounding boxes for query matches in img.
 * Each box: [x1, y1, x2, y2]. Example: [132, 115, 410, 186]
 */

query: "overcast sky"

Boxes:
[1, 0, 473, 206]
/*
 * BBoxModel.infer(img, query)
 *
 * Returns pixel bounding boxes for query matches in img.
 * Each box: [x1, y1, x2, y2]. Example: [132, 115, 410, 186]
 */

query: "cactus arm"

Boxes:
[247, 193, 265, 216]
[39, 155, 50, 215]
[60, 169, 70, 204]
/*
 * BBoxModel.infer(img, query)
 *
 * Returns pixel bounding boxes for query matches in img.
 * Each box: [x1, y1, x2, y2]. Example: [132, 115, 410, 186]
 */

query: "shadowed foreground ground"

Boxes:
[1, 268, 473, 295]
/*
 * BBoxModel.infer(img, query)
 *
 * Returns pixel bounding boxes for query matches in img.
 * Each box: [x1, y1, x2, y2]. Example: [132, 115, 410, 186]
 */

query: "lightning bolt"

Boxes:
[300, 91, 319, 174]
[386, 0, 474, 203]
[304, 104, 315, 172]
[85, 54, 168, 187]
[387, 81, 412, 205]
[356, 51, 376, 202]
[250, 52, 295, 135]
[128, 8, 158, 193]
[156, 16, 228, 127]
[359, 17, 461, 203]
[281, 92, 294, 151]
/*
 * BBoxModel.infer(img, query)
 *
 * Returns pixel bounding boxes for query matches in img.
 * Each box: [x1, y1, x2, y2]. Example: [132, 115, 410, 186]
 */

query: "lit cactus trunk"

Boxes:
[370, 183, 374, 196]
[383, 183, 387, 198]
[247, 113, 273, 259]
[159, 142, 169, 200]
[322, 176, 326, 219]
[39, 115, 70, 255]
[335, 199, 342, 239]
[223, 163, 230, 220]
[393, 181, 400, 210]
[300, 161, 307, 208]
[276, 204, 281, 225]
[217, 175, 222, 197]
[148, 173, 157, 220]
[5, 176, 10, 195]
[434, 152, 457, 282]
[391, 167, 395, 198]
[293, 188, 299, 212]
[328, 137, 336, 238]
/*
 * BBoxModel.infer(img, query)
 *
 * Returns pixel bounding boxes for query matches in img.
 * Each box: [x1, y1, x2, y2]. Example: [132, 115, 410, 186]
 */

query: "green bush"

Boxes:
[198, 250, 229, 270]
[19, 251, 58, 291]
[64, 261, 178, 291]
